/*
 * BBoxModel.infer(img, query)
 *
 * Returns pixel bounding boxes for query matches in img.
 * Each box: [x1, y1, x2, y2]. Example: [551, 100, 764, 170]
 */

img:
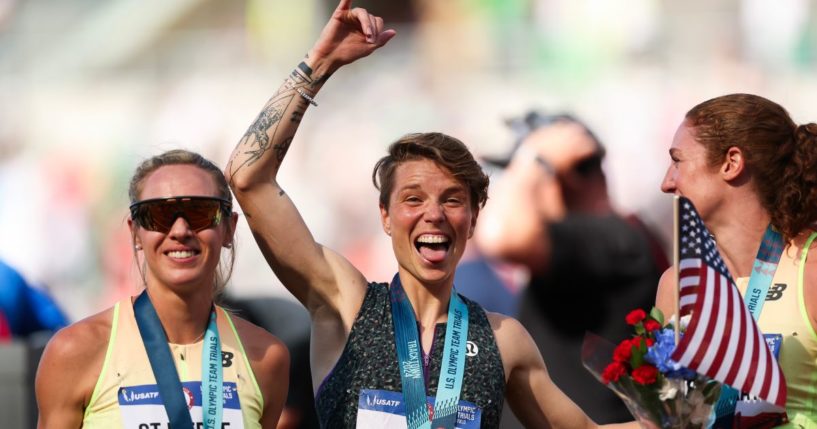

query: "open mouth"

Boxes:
[414, 234, 450, 263]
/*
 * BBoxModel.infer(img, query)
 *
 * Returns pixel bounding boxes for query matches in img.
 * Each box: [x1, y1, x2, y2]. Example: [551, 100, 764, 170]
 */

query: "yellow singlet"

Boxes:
[736, 232, 817, 428]
[82, 298, 264, 428]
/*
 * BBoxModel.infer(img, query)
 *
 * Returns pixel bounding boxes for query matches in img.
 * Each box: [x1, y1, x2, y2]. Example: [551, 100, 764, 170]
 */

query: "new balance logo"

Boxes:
[766, 283, 787, 301]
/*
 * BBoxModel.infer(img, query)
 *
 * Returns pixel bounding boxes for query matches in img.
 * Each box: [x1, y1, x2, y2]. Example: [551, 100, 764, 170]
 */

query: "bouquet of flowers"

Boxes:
[582, 308, 722, 429]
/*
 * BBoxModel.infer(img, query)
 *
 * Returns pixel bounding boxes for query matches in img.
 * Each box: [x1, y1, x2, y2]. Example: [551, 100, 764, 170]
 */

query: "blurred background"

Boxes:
[0, 0, 816, 427]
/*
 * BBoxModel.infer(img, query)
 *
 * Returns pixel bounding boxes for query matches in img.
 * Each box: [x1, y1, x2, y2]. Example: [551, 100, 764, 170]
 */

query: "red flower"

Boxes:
[645, 337, 655, 347]
[644, 319, 662, 332]
[613, 339, 634, 362]
[602, 361, 627, 384]
[625, 309, 647, 325]
[631, 364, 659, 385]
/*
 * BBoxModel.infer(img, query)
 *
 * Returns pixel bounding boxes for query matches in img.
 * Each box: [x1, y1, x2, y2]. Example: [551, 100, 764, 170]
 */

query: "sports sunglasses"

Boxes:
[129, 196, 232, 233]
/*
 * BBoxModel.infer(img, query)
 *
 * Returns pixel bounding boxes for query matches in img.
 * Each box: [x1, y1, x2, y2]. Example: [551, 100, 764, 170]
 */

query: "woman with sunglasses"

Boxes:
[35, 150, 289, 428]
[225, 1, 639, 428]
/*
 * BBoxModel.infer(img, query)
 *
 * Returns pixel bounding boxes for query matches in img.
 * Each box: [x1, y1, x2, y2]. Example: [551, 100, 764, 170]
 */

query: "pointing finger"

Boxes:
[335, 0, 352, 13]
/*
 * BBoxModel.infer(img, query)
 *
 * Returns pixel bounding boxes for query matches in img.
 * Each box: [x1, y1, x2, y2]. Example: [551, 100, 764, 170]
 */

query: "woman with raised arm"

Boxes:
[35, 150, 289, 429]
[656, 94, 817, 427]
[225, 1, 638, 428]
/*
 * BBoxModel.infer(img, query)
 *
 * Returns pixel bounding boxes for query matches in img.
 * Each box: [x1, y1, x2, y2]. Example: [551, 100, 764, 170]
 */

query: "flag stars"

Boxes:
[678, 197, 734, 279]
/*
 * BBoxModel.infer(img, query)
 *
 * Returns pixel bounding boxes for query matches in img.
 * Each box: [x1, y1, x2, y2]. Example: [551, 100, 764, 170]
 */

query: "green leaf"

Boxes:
[630, 344, 644, 368]
[650, 307, 665, 326]
[638, 338, 648, 354]
[635, 323, 646, 336]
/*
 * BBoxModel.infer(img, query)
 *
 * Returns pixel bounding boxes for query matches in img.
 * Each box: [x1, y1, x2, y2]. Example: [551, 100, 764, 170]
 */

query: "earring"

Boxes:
[224, 243, 233, 249]
[134, 244, 142, 250]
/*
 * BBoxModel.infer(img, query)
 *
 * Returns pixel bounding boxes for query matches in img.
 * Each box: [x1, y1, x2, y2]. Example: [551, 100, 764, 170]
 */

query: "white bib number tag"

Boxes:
[117, 381, 244, 429]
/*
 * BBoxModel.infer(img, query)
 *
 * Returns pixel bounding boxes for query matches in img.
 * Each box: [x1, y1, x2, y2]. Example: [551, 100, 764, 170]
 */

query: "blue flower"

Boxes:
[645, 329, 697, 379]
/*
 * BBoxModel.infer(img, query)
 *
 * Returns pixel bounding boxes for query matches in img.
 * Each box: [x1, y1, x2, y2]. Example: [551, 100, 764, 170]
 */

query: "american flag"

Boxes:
[670, 197, 787, 408]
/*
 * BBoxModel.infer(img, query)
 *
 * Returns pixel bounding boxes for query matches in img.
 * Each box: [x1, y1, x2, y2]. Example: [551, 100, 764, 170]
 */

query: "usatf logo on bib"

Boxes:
[118, 381, 244, 429]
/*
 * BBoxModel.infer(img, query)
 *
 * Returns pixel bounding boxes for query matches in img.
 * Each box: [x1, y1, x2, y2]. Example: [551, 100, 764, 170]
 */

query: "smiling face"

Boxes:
[129, 164, 235, 295]
[380, 159, 478, 289]
[660, 121, 727, 222]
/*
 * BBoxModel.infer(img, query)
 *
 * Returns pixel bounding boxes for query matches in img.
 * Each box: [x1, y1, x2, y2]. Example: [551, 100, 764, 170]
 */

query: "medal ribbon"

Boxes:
[390, 274, 468, 429]
[134, 291, 223, 428]
[743, 225, 785, 319]
[201, 306, 223, 429]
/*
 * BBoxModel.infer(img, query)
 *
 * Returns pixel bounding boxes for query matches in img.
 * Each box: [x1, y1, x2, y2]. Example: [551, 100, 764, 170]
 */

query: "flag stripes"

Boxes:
[670, 197, 786, 408]
[678, 258, 700, 316]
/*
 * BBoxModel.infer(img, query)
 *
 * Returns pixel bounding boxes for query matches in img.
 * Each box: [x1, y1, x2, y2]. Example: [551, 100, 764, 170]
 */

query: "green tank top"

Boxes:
[736, 232, 817, 428]
[82, 299, 264, 428]
[315, 282, 506, 428]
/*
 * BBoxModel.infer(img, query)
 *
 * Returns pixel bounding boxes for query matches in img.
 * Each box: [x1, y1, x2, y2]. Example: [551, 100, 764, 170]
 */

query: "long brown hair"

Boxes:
[686, 94, 817, 240]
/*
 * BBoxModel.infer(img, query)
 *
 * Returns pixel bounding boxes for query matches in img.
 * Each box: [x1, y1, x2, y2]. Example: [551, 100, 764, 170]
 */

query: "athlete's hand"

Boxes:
[306, 0, 396, 74]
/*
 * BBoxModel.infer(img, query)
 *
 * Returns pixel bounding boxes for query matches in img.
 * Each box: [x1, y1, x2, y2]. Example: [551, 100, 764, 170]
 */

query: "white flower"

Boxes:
[658, 381, 678, 401]
[679, 315, 691, 331]
[666, 314, 692, 332]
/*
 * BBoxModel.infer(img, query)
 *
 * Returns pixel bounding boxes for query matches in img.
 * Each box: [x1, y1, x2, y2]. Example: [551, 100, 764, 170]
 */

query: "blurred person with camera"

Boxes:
[476, 112, 668, 424]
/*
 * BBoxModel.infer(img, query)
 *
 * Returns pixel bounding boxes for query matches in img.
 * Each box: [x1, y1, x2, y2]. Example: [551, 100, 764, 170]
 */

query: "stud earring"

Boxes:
[134, 244, 142, 250]
[224, 243, 233, 249]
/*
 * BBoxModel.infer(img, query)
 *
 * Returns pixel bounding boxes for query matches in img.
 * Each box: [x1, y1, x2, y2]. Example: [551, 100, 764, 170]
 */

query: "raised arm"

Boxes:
[224, 0, 395, 322]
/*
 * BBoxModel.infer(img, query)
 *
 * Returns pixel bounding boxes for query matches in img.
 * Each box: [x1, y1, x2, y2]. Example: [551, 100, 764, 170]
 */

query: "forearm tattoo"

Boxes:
[274, 137, 293, 164]
[227, 61, 327, 181]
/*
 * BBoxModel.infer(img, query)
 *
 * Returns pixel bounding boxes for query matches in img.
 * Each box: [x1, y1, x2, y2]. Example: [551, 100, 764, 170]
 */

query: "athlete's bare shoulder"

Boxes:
[35, 306, 116, 428]
[44, 307, 114, 369]
[485, 311, 528, 342]
[484, 311, 540, 380]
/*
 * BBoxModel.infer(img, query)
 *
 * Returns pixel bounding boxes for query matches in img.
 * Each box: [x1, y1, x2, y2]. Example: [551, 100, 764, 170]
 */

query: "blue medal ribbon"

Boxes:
[201, 307, 223, 429]
[389, 274, 469, 429]
[133, 291, 223, 428]
[744, 225, 785, 319]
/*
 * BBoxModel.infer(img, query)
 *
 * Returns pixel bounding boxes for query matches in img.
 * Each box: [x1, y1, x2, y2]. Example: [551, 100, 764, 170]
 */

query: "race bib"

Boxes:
[118, 381, 243, 428]
[356, 389, 481, 429]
